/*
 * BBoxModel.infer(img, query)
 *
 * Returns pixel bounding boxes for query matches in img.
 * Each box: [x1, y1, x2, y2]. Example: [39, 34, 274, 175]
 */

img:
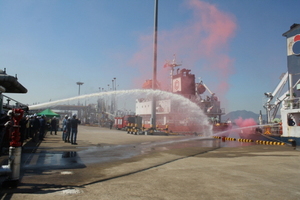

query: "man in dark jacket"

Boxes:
[19, 115, 27, 144]
[50, 116, 57, 135]
[70, 114, 81, 145]
[62, 115, 68, 141]
[65, 117, 71, 143]
[31, 114, 40, 142]
[39, 115, 46, 140]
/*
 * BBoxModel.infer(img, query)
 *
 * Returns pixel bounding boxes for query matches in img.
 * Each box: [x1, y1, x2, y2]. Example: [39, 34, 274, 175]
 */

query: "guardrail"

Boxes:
[212, 136, 285, 146]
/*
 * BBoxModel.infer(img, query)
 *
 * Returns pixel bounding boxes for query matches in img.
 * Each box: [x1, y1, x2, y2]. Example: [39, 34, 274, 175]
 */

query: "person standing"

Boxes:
[29, 115, 34, 139]
[109, 120, 113, 129]
[65, 117, 71, 143]
[25, 115, 30, 140]
[62, 115, 68, 141]
[50, 116, 57, 135]
[19, 115, 27, 144]
[70, 114, 81, 145]
[1, 110, 13, 152]
[39, 115, 46, 140]
[31, 114, 40, 142]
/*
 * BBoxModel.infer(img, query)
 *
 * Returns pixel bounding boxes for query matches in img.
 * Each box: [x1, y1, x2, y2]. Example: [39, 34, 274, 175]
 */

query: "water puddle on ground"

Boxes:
[21, 137, 254, 171]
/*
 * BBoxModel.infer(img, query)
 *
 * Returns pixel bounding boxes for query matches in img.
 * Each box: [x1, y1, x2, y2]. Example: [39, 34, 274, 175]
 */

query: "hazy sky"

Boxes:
[1, 0, 299, 114]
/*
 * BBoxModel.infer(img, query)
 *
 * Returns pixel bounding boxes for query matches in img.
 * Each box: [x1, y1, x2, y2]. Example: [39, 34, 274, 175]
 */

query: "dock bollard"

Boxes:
[289, 139, 296, 148]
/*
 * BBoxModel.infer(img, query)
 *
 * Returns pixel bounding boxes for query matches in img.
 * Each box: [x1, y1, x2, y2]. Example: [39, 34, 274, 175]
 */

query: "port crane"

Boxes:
[264, 72, 288, 123]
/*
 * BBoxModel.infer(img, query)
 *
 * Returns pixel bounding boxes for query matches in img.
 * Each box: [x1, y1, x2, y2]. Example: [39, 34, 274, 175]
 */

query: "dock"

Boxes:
[1, 125, 299, 200]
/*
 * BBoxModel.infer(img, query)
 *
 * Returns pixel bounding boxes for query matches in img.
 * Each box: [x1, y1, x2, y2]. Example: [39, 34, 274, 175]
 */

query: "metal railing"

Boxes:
[2, 94, 28, 111]
[282, 97, 300, 109]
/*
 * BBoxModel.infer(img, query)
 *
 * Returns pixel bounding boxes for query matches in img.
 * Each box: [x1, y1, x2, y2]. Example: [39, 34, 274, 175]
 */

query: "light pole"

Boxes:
[151, 0, 158, 129]
[76, 82, 84, 107]
[76, 82, 84, 96]
[114, 77, 116, 90]
[111, 79, 114, 114]
[114, 77, 117, 115]
[106, 84, 110, 111]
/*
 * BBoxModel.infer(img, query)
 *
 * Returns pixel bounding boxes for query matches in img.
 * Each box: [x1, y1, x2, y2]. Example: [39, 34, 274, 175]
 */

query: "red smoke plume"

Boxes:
[129, 0, 236, 101]
[234, 117, 257, 136]
[235, 117, 257, 128]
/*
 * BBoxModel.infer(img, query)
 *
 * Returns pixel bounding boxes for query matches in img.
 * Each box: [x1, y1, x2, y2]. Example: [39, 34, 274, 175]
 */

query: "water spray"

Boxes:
[28, 89, 213, 136]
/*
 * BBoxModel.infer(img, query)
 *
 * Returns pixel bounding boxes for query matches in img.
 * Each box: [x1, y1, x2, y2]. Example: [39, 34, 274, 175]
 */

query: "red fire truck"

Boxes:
[114, 115, 142, 130]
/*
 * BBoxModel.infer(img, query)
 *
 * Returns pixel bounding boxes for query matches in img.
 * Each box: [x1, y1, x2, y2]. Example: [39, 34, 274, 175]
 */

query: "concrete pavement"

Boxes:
[0, 125, 299, 200]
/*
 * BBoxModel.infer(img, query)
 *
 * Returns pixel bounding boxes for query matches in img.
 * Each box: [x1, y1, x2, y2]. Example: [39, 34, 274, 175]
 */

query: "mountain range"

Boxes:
[222, 110, 280, 123]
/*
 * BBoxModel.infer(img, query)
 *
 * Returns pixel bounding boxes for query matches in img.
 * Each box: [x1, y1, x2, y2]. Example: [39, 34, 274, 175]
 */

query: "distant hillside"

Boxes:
[223, 110, 260, 122]
[223, 110, 281, 123]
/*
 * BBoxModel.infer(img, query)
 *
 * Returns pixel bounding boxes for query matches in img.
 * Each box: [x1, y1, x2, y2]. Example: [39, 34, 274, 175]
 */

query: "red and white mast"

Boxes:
[164, 54, 181, 92]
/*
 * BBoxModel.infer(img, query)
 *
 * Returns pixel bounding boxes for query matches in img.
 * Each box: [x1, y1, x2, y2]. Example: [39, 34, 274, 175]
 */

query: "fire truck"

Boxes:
[114, 115, 142, 130]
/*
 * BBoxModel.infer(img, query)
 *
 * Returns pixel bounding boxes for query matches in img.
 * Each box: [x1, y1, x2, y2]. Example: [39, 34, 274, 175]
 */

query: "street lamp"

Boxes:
[151, 0, 158, 129]
[114, 77, 116, 90]
[76, 82, 84, 95]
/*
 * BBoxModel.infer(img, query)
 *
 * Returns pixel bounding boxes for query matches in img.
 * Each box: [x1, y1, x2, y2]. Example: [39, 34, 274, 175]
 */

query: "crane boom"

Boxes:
[264, 72, 288, 123]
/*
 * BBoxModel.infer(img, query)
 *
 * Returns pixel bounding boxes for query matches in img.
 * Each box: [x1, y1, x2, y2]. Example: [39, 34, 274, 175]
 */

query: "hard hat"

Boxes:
[7, 110, 13, 116]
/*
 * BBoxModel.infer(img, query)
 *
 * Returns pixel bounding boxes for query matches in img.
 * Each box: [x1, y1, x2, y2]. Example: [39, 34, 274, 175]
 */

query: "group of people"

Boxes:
[62, 114, 81, 145]
[0, 111, 81, 153]
[24, 113, 81, 145]
[0, 112, 51, 151]
[20, 114, 61, 143]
